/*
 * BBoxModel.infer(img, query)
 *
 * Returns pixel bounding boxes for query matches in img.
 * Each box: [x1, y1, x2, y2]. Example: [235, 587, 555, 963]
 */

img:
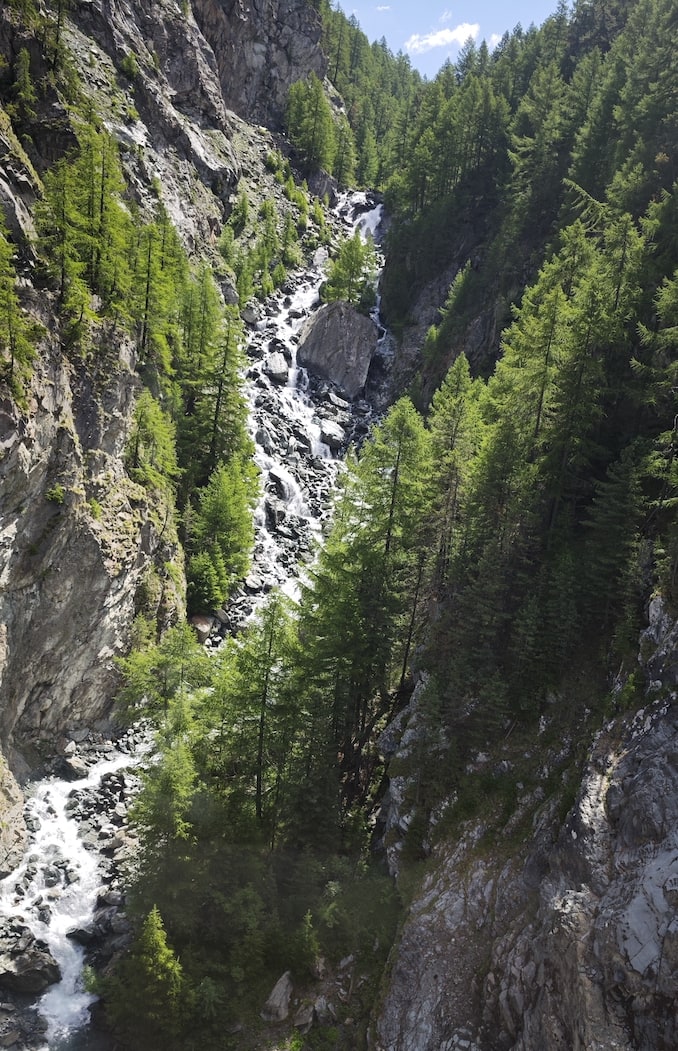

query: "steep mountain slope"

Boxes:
[0, 0, 323, 768]
[373, 602, 678, 1050]
[3, 0, 678, 1049]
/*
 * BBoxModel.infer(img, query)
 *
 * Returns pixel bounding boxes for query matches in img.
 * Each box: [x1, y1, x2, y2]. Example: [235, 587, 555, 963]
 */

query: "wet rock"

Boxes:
[190, 615, 216, 643]
[0, 923, 60, 994]
[264, 352, 290, 384]
[59, 757, 90, 781]
[297, 301, 377, 398]
[67, 925, 97, 946]
[319, 420, 345, 450]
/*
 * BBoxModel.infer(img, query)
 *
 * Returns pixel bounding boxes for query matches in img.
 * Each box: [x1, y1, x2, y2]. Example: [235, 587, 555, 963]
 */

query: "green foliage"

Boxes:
[126, 389, 178, 491]
[286, 73, 336, 174]
[119, 51, 139, 80]
[45, 484, 66, 505]
[228, 189, 249, 235]
[322, 229, 376, 310]
[6, 48, 37, 130]
[184, 460, 255, 611]
[0, 216, 37, 395]
[84, 5, 678, 1041]
[116, 621, 211, 722]
[105, 906, 184, 1050]
[319, 4, 423, 188]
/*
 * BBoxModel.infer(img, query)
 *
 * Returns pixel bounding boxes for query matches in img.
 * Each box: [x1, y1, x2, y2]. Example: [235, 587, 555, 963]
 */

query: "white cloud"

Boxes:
[488, 32, 502, 49]
[404, 22, 480, 54]
[376, 4, 391, 9]
[440, 9, 453, 22]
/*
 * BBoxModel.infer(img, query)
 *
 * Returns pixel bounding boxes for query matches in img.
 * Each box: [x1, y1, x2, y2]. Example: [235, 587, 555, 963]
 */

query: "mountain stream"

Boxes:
[0, 191, 385, 1049]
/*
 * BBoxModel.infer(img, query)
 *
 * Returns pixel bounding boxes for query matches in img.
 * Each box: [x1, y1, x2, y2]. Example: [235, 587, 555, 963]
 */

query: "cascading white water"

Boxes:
[0, 743, 144, 1049]
[0, 191, 386, 1047]
[244, 193, 385, 607]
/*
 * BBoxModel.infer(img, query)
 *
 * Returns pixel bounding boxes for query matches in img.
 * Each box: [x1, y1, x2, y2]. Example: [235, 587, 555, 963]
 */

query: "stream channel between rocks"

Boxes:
[0, 191, 387, 1049]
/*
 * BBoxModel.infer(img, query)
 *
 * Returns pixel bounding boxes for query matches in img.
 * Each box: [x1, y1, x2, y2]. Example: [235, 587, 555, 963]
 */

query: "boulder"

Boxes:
[297, 302, 377, 398]
[189, 615, 216, 643]
[59, 756, 90, 781]
[319, 420, 346, 451]
[0, 924, 60, 994]
[261, 970, 293, 1022]
[264, 352, 290, 384]
[294, 1001, 315, 1033]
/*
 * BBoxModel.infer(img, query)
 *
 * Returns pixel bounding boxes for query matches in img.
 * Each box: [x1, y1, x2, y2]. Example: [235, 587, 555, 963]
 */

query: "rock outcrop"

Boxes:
[372, 599, 678, 1051]
[191, 0, 325, 128]
[0, 761, 25, 878]
[0, 329, 183, 768]
[0, 920, 60, 995]
[64, 0, 241, 251]
[297, 301, 377, 399]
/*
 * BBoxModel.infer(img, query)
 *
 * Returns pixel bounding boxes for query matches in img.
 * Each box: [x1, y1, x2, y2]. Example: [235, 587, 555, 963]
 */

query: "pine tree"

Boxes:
[105, 906, 184, 1050]
[323, 229, 376, 309]
[185, 461, 254, 610]
[36, 156, 91, 328]
[0, 217, 36, 392]
[126, 389, 179, 490]
[7, 48, 37, 130]
[286, 73, 336, 173]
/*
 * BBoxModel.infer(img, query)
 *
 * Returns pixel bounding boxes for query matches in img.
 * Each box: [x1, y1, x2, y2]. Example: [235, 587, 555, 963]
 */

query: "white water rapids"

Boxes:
[0, 744, 143, 1050]
[0, 192, 385, 1048]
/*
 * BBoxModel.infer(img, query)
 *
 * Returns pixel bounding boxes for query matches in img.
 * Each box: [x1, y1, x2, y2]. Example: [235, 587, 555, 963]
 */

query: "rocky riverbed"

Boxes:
[0, 190, 388, 1049]
[196, 192, 389, 638]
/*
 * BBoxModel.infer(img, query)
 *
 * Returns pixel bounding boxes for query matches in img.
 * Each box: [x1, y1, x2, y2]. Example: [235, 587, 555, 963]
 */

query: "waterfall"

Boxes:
[0, 191, 386, 1047]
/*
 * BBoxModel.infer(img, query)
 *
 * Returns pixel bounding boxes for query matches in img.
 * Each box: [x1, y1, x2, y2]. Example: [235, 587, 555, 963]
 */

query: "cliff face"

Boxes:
[372, 598, 678, 1051]
[191, 0, 325, 128]
[0, 0, 324, 771]
[0, 326, 181, 770]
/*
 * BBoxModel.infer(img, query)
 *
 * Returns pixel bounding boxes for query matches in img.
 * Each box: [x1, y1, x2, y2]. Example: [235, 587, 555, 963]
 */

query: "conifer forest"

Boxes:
[1, 0, 678, 1047]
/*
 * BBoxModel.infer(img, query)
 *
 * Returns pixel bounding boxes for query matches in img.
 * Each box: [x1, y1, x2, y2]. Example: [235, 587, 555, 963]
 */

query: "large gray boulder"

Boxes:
[297, 301, 377, 399]
[261, 970, 294, 1022]
[0, 922, 61, 994]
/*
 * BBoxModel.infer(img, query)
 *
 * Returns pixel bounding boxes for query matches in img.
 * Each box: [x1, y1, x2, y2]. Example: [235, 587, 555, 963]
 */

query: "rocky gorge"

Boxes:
[1, 0, 678, 1049]
[0, 165, 386, 1043]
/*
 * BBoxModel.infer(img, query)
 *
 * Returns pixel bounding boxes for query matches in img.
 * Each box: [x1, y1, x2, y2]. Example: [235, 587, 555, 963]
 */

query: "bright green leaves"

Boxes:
[116, 620, 211, 722]
[322, 228, 377, 310]
[104, 906, 184, 1050]
[319, 3, 422, 189]
[287, 72, 337, 175]
[201, 592, 298, 839]
[286, 72, 360, 187]
[184, 460, 255, 614]
[126, 389, 178, 491]
[35, 125, 257, 612]
[36, 126, 133, 338]
[296, 398, 433, 810]
[0, 216, 38, 397]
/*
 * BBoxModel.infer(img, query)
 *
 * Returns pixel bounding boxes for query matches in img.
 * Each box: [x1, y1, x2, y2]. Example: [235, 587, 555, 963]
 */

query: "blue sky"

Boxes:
[344, 1, 562, 78]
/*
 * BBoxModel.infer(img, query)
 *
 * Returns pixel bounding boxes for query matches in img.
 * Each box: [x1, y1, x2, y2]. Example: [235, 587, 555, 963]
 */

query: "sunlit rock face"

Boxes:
[191, 0, 325, 128]
[0, 761, 25, 878]
[0, 334, 183, 770]
[372, 601, 678, 1051]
